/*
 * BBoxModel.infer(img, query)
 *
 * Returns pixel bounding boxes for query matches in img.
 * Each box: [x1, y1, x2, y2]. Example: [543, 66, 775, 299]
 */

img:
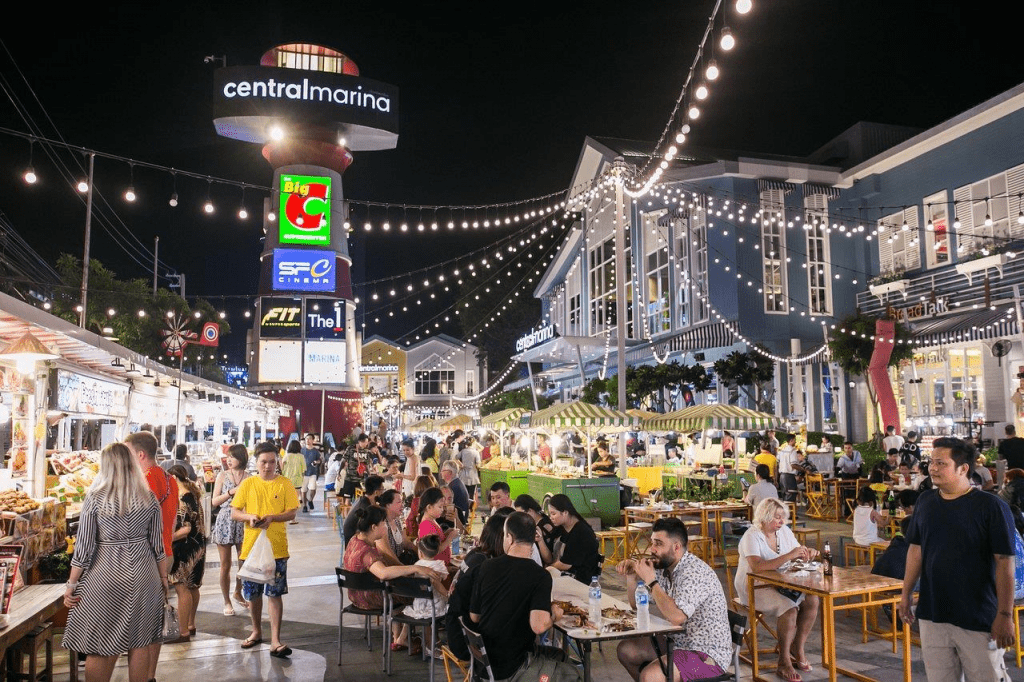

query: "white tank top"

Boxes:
[852, 505, 880, 546]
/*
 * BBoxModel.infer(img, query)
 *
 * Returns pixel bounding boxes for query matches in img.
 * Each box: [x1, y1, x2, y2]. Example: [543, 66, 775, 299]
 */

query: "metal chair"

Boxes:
[459, 616, 496, 682]
[336, 568, 389, 670]
[386, 576, 442, 682]
[690, 610, 748, 682]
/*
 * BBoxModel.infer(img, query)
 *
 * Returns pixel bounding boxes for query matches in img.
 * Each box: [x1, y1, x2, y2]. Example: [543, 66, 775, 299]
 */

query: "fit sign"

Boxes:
[259, 297, 302, 337]
[279, 174, 331, 245]
[272, 249, 335, 292]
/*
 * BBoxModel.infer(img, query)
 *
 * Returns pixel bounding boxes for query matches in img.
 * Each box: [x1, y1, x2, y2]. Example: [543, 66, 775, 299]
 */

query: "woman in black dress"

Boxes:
[167, 464, 206, 641]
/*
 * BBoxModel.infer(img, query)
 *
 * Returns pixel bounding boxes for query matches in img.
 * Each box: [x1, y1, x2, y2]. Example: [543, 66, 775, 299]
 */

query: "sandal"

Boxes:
[234, 595, 250, 609]
[240, 637, 263, 649]
[775, 669, 801, 682]
[223, 605, 235, 616]
[390, 642, 408, 652]
[270, 645, 292, 658]
[792, 659, 812, 672]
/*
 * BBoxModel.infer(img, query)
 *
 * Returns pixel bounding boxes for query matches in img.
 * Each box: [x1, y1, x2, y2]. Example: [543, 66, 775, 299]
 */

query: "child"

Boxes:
[403, 535, 449, 619]
[852, 486, 886, 546]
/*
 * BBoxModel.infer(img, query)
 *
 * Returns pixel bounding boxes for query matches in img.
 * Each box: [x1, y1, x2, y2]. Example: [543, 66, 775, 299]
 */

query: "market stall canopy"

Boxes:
[642, 404, 786, 433]
[529, 400, 640, 431]
[437, 414, 472, 433]
[480, 407, 525, 430]
[626, 409, 660, 423]
[405, 418, 436, 433]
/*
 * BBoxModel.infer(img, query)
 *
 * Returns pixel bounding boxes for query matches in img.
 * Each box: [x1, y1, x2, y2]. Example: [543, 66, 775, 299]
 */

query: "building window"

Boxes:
[568, 293, 581, 335]
[415, 370, 455, 395]
[877, 207, 920, 275]
[954, 164, 1024, 258]
[589, 237, 616, 335]
[804, 194, 832, 315]
[923, 190, 951, 268]
[674, 200, 708, 327]
[466, 370, 475, 396]
[646, 247, 670, 335]
[760, 189, 788, 313]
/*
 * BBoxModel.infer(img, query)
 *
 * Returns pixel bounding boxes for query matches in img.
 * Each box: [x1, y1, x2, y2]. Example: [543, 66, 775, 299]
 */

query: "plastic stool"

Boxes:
[7, 622, 53, 682]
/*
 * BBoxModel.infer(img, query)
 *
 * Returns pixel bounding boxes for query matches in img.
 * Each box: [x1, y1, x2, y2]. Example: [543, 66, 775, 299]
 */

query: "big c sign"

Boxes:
[280, 174, 332, 245]
[272, 249, 335, 292]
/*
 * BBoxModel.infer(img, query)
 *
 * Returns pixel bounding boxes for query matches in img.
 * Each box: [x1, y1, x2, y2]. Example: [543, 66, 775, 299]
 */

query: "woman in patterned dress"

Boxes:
[210, 444, 249, 615]
[62, 442, 168, 682]
[167, 464, 206, 642]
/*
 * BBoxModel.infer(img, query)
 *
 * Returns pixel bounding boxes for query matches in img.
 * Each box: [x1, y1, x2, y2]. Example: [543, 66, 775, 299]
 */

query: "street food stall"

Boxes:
[477, 408, 529, 502]
[643, 404, 787, 499]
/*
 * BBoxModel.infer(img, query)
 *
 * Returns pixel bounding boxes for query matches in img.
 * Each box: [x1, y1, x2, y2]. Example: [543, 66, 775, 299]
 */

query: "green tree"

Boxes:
[51, 254, 230, 381]
[713, 345, 776, 411]
[480, 387, 553, 416]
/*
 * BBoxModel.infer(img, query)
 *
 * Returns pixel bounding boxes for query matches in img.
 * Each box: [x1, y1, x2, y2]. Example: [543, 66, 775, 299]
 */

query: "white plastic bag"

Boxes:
[237, 530, 276, 583]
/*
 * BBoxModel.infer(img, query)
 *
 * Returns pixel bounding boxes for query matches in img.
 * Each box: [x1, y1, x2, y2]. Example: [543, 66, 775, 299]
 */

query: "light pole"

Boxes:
[79, 153, 95, 327]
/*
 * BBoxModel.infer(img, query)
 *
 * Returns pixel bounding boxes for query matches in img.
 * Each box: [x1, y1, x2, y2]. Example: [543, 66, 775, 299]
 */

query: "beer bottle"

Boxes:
[822, 540, 833, 576]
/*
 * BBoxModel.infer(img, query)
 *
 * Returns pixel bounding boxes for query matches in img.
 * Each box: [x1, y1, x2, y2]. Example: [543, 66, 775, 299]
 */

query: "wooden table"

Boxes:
[551, 573, 684, 682]
[746, 566, 910, 682]
[0, 584, 66, 660]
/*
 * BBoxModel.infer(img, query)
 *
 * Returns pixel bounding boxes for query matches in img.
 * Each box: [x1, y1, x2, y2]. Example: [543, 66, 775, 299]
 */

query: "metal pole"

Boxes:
[613, 159, 629, 478]
[79, 153, 95, 327]
[175, 352, 184, 447]
[153, 236, 159, 296]
[527, 362, 540, 411]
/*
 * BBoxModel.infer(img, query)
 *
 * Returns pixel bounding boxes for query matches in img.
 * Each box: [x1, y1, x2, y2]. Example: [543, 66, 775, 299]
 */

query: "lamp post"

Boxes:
[79, 153, 95, 328]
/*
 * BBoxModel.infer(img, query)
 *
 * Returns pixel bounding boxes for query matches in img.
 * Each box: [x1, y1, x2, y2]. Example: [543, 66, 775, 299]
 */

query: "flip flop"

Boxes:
[270, 646, 292, 658]
[223, 605, 235, 616]
[775, 669, 801, 682]
[792, 660, 813, 672]
[240, 637, 263, 649]
[234, 595, 250, 609]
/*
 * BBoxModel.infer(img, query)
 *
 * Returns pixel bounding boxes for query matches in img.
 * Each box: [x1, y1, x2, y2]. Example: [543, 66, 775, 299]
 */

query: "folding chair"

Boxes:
[460, 616, 496, 682]
[387, 576, 443, 682]
[336, 568, 389, 670]
[440, 646, 471, 682]
[804, 474, 834, 520]
[691, 610, 748, 682]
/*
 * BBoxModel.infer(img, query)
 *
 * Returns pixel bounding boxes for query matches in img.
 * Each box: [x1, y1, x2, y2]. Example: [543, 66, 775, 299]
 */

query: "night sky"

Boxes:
[1, 1, 1021, 365]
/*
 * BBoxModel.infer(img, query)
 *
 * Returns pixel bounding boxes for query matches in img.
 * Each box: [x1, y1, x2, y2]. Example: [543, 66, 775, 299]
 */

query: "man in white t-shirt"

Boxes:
[882, 425, 904, 454]
[777, 434, 799, 502]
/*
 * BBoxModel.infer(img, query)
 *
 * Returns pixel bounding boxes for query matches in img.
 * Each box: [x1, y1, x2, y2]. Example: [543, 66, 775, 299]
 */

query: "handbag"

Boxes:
[162, 597, 180, 642]
[237, 530, 277, 583]
[509, 647, 581, 682]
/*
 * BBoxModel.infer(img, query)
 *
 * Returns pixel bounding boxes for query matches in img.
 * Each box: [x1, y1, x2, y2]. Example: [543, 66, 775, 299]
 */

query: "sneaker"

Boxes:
[301, 504, 308, 513]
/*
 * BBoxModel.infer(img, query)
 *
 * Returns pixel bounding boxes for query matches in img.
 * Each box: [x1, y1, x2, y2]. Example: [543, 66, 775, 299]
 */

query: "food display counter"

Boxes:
[526, 473, 620, 527]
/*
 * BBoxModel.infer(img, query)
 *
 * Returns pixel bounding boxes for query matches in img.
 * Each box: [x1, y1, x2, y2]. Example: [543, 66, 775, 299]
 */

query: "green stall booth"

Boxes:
[527, 473, 621, 527]
[478, 468, 531, 505]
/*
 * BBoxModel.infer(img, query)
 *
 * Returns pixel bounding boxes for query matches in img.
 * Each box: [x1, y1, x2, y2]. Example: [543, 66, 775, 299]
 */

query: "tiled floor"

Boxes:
[39, 500, 1024, 681]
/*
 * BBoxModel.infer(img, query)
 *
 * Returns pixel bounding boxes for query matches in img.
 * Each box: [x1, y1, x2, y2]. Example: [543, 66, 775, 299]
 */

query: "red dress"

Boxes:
[343, 536, 383, 609]
[418, 517, 451, 565]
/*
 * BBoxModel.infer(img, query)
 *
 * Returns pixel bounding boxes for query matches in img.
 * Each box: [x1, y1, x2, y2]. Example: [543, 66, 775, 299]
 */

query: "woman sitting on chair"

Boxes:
[537, 494, 600, 584]
[734, 498, 820, 682]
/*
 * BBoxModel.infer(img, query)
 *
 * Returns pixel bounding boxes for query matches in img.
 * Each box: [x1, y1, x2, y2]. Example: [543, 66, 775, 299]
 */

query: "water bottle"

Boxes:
[635, 581, 651, 631]
[588, 576, 602, 627]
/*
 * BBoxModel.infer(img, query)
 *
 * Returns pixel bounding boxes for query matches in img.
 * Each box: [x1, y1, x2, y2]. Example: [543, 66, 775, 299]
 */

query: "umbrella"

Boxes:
[642, 404, 786, 433]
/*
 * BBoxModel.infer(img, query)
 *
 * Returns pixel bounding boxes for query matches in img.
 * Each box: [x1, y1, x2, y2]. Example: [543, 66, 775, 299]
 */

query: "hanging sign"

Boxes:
[279, 174, 332, 245]
[54, 370, 129, 418]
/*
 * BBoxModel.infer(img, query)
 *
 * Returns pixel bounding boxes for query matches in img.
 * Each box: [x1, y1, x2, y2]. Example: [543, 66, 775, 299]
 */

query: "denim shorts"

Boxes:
[242, 558, 289, 599]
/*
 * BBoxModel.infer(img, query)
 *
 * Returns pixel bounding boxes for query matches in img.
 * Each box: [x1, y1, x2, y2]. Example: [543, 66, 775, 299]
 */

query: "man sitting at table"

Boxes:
[487, 481, 512, 515]
[616, 518, 731, 682]
[470, 511, 561, 680]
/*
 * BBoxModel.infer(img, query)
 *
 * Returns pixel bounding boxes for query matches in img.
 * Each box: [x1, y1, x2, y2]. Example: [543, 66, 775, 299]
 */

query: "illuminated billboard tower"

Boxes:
[213, 44, 399, 439]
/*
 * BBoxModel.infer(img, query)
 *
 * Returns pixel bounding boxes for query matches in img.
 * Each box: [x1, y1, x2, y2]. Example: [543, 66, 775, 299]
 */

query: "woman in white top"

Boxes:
[851, 486, 885, 546]
[735, 498, 819, 682]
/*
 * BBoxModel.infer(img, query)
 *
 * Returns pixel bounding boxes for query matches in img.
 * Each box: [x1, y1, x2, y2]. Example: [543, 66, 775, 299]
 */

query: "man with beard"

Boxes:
[616, 518, 731, 681]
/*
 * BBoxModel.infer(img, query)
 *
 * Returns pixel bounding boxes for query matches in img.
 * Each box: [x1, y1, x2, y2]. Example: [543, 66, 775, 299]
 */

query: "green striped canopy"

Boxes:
[480, 407, 525, 430]
[626, 409, 659, 421]
[406, 418, 436, 432]
[642, 404, 786, 433]
[437, 414, 473, 432]
[529, 400, 640, 430]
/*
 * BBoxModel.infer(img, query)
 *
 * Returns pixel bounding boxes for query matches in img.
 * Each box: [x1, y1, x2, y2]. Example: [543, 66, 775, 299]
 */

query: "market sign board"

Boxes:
[515, 324, 557, 352]
[279, 174, 331, 245]
[886, 296, 949, 323]
[258, 340, 303, 383]
[304, 340, 346, 384]
[272, 249, 335, 292]
[305, 298, 345, 340]
[54, 369, 129, 418]
[259, 297, 302, 338]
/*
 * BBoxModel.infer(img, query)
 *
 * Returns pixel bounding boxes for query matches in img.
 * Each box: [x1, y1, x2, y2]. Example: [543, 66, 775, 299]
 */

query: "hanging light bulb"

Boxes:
[719, 27, 735, 51]
[695, 83, 709, 100]
[124, 186, 137, 202]
[77, 178, 89, 193]
[705, 60, 720, 80]
[269, 125, 284, 141]
[688, 106, 700, 119]
[238, 206, 248, 219]
[736, 0, 752, 13]
[204, 200, 215, 214]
